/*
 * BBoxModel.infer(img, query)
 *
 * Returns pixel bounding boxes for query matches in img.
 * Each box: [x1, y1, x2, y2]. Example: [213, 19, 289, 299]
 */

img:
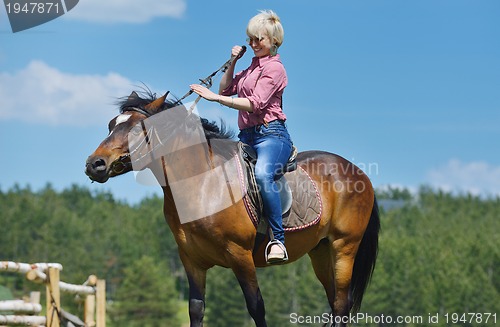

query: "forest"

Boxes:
[0, 184, 498, 326]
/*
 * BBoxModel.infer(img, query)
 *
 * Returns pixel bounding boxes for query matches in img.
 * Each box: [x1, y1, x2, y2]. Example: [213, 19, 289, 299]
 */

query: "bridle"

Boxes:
[110, 107, 163, 174]
[109, 45, 247, 175]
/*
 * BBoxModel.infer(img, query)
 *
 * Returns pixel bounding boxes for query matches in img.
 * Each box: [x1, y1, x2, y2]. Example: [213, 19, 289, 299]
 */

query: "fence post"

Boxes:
[30, 291, 41, 306]
[96, 279, 106, 327]
[84, 294, 96, 327]
[2, 262, 104, 327]
[85, 275, 97, 327]
[46, 267, 61, 327]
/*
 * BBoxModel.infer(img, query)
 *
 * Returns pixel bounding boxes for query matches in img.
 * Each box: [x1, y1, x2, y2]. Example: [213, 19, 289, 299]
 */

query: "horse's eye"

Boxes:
[130, 125, 143, 136]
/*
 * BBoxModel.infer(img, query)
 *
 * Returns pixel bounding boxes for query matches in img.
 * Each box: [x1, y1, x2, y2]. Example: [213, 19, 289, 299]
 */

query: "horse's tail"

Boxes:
[350, 195, 380, 313]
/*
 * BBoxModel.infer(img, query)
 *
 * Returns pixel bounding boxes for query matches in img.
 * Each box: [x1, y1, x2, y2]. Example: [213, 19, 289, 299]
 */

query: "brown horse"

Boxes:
[85, 90, 380, 327]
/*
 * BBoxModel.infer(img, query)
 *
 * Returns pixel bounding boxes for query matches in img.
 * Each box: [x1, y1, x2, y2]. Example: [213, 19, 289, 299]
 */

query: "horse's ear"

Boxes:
[127, 91, 139, 102]
[145, 92, 169, 111]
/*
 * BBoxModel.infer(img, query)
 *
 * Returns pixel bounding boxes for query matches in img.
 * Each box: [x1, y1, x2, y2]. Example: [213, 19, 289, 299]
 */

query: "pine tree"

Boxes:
[205, 266, 251, 327]
[112, 255, 180, 327]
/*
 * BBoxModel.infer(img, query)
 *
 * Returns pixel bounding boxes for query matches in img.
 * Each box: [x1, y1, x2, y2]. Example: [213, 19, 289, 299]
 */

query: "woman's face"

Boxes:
[247, 33, 272, 57]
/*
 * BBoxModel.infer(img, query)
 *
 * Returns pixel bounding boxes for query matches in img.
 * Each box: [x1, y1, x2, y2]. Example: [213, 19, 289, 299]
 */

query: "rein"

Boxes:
[173, 45, 247, 107]
[110, 46, 247, 174]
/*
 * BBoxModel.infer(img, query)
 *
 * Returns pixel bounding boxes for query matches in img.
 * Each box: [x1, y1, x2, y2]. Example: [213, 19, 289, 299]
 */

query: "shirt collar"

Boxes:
[251, 54, 281, 67]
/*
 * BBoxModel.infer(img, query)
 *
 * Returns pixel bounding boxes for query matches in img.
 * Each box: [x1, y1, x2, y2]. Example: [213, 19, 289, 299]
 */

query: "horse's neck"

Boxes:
[149, 140, 242, 226]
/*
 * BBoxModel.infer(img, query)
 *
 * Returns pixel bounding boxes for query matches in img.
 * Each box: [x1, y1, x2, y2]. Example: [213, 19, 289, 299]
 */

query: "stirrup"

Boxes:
[265, 240, 289, 264]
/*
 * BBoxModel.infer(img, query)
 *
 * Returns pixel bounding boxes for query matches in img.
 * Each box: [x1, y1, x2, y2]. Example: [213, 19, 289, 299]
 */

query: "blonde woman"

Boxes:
[191, 10, 293, 264]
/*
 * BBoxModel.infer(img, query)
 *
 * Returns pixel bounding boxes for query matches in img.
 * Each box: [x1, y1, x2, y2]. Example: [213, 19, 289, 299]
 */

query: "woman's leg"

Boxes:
[253, 136, 292, 244]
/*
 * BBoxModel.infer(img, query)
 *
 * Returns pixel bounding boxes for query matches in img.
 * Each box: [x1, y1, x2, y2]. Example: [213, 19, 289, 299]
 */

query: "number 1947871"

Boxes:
[6, 2, 60, 14]
[444, 312, 497, 324]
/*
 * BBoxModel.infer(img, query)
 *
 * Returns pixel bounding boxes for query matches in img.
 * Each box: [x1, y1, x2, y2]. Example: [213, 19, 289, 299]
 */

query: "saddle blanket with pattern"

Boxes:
[235, 153, 323, 232]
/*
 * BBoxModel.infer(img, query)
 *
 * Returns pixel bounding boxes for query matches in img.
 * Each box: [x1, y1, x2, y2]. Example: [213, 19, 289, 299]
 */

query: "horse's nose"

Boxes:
[91, 157, 107, 172]
[85, 156, 109, 182]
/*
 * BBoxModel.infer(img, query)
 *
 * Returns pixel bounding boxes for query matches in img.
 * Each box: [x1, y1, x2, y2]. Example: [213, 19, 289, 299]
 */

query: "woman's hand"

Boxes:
[190, 84, 219, 102]
[231, 45, 245, 59]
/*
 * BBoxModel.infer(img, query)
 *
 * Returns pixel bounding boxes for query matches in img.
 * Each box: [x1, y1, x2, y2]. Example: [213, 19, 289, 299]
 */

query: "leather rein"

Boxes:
[109, 46, 247, 175]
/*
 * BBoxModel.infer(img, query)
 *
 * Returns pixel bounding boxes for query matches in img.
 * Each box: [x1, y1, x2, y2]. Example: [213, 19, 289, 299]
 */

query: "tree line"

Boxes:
[0, 184, 498, 326]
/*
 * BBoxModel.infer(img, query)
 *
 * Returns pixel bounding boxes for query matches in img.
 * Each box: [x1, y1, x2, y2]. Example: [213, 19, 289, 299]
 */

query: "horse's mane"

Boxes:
[118, 88, 235, 140]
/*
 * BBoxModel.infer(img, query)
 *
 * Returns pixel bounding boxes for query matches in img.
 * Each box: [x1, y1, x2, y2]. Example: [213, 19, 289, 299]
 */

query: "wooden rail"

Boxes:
[0, 261, 106, 327]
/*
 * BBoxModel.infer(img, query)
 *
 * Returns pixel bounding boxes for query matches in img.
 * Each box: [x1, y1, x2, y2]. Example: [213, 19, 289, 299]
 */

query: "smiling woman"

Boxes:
[190, 10, 294, 263]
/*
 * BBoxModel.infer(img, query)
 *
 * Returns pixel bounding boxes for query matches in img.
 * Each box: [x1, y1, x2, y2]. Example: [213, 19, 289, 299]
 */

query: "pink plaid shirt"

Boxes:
[221, 54, 287, 130]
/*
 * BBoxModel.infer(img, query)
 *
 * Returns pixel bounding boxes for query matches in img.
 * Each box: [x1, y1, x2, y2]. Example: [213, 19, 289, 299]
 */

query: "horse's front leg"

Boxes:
[186, 269, 207, 327]
[181, 252, 208, 327]
[230, 251, 267, 327]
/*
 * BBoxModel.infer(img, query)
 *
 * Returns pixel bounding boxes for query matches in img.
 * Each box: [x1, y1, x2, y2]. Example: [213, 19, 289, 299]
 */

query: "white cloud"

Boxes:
[426, 159, 500, 197]
[66, 0, 186, 24]
[0, 60, 133, 126]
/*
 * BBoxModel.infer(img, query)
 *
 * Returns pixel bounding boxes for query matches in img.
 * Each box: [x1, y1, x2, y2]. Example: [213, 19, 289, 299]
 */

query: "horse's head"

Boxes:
[85, 91, 170, 183]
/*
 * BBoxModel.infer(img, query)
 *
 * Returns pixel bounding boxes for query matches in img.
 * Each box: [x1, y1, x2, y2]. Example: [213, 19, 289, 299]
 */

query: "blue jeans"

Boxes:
[238, 120, 293, 244]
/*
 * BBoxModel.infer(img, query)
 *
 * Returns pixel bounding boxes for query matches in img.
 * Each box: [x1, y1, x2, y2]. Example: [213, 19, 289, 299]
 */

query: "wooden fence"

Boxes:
[0, 261, 105, 327]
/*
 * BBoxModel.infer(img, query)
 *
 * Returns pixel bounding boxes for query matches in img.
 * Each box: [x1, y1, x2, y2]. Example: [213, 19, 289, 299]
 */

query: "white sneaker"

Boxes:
[266, 241, 288, 264]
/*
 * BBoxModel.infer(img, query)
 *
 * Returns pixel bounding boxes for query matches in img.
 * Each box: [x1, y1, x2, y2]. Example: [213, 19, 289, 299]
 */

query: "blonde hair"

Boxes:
[246, 10, 284, 48]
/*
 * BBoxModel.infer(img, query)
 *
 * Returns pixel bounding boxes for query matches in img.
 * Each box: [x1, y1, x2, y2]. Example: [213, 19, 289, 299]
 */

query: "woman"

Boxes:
[190, 10, 293, 264]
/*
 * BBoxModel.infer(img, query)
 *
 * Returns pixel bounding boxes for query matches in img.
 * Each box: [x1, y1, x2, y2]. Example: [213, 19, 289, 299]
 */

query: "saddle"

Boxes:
[238, 142, 297, 218]
[236, 142, 323, 254]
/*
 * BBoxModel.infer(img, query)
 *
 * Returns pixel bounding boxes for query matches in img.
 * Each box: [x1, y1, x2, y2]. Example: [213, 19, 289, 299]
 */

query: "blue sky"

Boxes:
[1, 0, 499, 203]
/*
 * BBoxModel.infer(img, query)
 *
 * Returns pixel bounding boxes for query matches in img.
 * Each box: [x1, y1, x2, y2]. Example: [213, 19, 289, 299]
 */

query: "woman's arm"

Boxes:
[219, 46, 245, 94]
[218, 94, 253, 112]
[189, 84, 253, 112]
[219, 62, 236, 94]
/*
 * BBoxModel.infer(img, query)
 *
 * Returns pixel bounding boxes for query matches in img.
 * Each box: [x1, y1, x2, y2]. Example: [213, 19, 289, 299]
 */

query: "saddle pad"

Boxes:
[282, 167, 323, 231]
[235, 155, 323, 232]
